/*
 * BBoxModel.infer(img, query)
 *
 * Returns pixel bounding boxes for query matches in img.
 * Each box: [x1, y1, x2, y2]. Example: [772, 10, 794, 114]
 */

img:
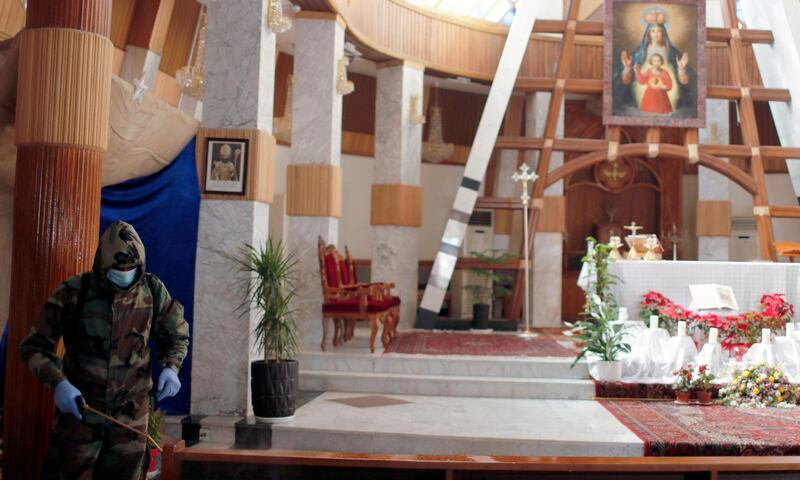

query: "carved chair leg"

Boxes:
[345, 319, 355, 341]
[391, 307, 399, 339]
[321, 317, 331, 351]
[380, 314, 390, 348]
[369, 317, 378, 353]
[333, 319, 342, 347]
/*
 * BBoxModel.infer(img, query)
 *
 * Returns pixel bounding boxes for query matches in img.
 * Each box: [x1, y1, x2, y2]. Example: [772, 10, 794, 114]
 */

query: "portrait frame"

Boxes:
[203, 137, 249, 195]
[603, 0, 706, 128]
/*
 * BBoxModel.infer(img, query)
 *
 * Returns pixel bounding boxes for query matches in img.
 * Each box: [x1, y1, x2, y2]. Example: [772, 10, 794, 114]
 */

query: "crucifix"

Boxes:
[624, 221, 643, 236]
[512, 163, 538, 339]
[603, 163, 625, 181]
[624, 221, 644, 260]
[665, 223, 682, 261]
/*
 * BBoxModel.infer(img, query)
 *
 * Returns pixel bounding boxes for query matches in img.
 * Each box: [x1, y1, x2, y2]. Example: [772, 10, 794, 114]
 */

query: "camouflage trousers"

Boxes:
[41, 396, 149, 480]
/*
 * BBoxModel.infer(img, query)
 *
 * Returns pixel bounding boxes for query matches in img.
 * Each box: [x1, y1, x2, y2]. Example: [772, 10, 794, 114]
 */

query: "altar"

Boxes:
[609, 261, 800, 318]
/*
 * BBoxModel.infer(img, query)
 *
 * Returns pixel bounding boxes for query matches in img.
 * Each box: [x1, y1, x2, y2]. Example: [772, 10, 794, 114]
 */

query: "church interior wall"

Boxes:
[0, 186, 11, 334]
[682, 173, 699, 260]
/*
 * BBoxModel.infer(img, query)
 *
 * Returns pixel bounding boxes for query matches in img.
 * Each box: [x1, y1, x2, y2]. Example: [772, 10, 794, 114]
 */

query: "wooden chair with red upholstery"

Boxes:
[343, 245, 399, 345]
[317, 237, 398, 352]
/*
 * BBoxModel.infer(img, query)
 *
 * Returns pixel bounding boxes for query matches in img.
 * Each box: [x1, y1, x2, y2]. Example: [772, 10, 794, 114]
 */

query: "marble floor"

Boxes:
[271, 391, 644, 457]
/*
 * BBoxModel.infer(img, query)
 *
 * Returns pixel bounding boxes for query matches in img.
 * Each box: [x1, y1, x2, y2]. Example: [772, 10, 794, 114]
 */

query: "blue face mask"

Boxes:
[107, 268, 137, 289]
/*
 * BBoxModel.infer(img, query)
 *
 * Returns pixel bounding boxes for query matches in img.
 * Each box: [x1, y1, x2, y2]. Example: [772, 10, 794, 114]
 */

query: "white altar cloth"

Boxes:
[609, 260, 800, 319]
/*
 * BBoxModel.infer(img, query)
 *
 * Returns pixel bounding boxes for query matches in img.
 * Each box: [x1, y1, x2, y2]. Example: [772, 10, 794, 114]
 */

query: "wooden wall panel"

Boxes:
[196, 128, 276, 203]
[151, 70, 181, 106]
[494, 210, 514, 235]
[16, 29, 113, 149]
[730, 100, 785, 173]
[0, 0, 25, 40]
[127, 0, 176, 54]
[697, 200, 732, 236]
[286, 164, 342, 217]
[370, 184, 422, 226]
[343, 73, 376, 134]
[159, 0, 201, 76]
[113, 47, 125, 75]
[537, 196, 565, 233]
[111, 0, 137, 49]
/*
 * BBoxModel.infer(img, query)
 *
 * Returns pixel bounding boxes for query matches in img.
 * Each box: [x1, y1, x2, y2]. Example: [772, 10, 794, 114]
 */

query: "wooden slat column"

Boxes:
[3, 1, 112, 478]
[370, 61, 424, 329]
[286, 12, 345, 348]
[190, 0, 276, 417]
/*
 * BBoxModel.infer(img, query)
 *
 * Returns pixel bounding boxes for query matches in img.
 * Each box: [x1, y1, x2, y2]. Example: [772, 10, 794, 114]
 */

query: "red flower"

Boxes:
[686, 373, 692, 380]
[699, 365, 706, 373]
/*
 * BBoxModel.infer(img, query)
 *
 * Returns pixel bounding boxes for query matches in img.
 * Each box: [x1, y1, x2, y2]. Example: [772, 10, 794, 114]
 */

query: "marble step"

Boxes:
[296, 351, 589, 379]
[299, 370, 595, 400]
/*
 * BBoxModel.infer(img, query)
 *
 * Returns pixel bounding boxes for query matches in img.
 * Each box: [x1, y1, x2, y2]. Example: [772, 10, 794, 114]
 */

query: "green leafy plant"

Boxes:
[233, 238, 300, 362]
[567, 293, 630, 366]
[581, 237, 620, 312]
[463, 248, 515, 305]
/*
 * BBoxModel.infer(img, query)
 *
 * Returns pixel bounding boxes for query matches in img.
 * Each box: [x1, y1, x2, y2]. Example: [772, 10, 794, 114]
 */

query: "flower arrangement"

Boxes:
[673, 364, 694, 393]
[691, 364, 715, 391]
[719, 363, 800, 408]
[640, 292, 794, 350]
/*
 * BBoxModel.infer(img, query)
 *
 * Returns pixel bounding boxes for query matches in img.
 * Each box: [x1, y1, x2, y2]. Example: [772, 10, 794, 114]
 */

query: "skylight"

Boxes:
[404, 0, 516, 25]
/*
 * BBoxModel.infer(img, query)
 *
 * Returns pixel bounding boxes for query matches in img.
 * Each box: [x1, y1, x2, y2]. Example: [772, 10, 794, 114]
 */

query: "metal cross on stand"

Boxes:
[624, 221, 643, 236]
[512, 163, 539, 339]
[665, 223, 682, 261]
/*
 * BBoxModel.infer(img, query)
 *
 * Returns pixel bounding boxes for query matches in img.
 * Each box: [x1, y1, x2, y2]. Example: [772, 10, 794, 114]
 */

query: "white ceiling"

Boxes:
[403, 0, 516, 25]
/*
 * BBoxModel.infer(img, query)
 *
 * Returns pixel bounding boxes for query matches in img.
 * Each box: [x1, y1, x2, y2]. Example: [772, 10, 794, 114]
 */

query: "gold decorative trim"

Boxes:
[16, 29, 114, 150]
[286, 164, 342, 217]
[370, 184, 422, 226]
[754, 205, 771, 217]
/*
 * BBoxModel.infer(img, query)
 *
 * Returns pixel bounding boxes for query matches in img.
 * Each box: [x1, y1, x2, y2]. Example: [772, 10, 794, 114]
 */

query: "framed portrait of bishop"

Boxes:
[603, 0, 706, 128]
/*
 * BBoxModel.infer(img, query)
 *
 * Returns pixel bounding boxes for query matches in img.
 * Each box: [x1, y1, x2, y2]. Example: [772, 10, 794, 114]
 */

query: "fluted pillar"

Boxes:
[3, 1, 113, 477]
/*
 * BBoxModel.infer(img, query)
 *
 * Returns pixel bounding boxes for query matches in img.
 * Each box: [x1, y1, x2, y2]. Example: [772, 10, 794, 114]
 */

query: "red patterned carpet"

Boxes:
[384, 331, 575, 357]
[601, 400, 800, 456]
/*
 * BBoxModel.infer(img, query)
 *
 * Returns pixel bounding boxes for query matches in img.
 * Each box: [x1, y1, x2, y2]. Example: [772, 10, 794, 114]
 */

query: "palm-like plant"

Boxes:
[234, 238, 299, 362]
[464, 248, 514, 305]
[568, 296, 631, 366]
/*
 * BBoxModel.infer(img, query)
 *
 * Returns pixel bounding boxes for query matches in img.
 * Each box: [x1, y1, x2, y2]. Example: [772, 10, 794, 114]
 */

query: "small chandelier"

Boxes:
[273, 75, 293, 143]
[176, 8, 207, 100]
[267, 0, 292, 34]
[336, 57, 355, 96]
[422, 84, 454, 163]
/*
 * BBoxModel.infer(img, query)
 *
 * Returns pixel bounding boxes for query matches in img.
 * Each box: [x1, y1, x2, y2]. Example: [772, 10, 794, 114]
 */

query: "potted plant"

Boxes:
[463, 249, 513, 330]
[569, 293, 630, 382]
[146, 401, 163, 479]
[235, 238, 300, 423]
[692, 364, 715, 404]
[673, 364, 694, 403]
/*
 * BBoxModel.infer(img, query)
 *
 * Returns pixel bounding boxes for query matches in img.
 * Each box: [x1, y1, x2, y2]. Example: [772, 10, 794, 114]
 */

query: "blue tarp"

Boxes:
[100, 138, 200, 415]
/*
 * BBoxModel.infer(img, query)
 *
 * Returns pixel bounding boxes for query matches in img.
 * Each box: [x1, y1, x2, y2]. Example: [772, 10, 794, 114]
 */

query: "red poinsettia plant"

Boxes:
[641, 292, 794, 351]
[673, 364, 694, 393]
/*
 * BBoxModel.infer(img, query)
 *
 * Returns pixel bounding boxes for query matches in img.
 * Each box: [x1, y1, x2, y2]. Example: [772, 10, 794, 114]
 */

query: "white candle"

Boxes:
[618, 307, 628, 322]
[787, 323, 796, 339]
[762, 328, 771, 344]
[709, 327, 719, 344]
[677, 321, 686, 337]
[649, 315, 659, 330]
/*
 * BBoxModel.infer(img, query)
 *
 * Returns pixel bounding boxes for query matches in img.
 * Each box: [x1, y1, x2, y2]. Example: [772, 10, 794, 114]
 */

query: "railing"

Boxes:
[161, 438, 800, 480]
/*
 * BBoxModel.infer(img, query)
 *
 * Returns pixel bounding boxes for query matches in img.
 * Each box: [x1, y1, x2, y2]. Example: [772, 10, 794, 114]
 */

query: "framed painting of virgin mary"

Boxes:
[603, 0, 706, 128]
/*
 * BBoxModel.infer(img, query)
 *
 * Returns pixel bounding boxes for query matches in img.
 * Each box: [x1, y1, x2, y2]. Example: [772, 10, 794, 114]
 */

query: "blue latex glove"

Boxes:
[54, 379, 83, 420]
[156, 367, 181, 401]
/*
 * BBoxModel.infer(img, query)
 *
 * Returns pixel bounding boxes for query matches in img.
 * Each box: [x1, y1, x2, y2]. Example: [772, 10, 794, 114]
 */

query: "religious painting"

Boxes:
[603, 0, 706, 127]
[204, 138, 248, 194]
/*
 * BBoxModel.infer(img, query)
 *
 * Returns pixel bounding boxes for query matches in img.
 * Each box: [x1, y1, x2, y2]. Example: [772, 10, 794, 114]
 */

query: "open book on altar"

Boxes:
[688, 284, 739, 311]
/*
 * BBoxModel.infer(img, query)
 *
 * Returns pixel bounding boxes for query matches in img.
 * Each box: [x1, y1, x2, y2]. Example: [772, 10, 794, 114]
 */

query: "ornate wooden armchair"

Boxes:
[317, 237, 399, 352]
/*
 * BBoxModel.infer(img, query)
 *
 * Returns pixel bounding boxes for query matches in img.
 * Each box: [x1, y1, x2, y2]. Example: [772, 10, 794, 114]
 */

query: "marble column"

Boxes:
[371, 62, 424, 330]
[119, 0, 176, 89]
[286, 13, 345, 346]
[697, 99, 731, 260]
[191, 0, 276, 417]
[527, 92, 565, 328]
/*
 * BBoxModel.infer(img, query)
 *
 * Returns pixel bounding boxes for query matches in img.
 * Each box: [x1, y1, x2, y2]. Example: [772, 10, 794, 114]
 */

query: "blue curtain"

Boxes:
[101, 138, 200, 415]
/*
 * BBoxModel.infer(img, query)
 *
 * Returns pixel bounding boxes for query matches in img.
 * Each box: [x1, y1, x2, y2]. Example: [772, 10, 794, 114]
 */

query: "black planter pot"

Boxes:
[251, 359, 299, 423]
[472, 303, 490, 329]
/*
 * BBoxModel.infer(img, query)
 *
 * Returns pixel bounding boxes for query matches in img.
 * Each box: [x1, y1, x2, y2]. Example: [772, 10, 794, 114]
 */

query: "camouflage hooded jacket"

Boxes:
[21, 221, 190, 405]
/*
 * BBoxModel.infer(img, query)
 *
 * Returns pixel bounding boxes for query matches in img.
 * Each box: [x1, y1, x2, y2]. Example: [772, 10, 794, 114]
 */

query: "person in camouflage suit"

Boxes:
[20, 221, 190, 480]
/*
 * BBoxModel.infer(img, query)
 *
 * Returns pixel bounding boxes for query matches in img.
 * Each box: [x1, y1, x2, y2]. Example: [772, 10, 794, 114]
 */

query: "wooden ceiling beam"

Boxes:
[769, 206, 800, 218]
[515, 78, 790, 101]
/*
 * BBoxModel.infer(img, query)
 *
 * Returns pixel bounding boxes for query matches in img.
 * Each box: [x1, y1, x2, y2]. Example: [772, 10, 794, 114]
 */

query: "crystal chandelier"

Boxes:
[422, 84, 454, 163]
[176, 8, 207, 100]
[267, 0, 292, 34]
[273, 75, 293, 144]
